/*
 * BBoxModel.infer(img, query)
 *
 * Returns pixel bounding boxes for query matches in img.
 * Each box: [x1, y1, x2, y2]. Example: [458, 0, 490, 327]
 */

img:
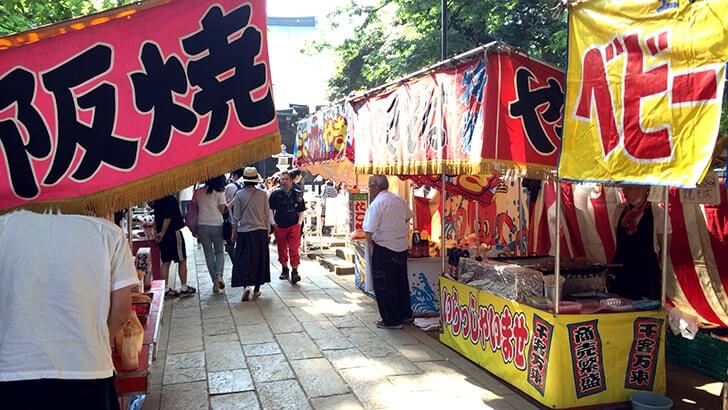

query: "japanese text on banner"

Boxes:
[559, 0, 728, 187]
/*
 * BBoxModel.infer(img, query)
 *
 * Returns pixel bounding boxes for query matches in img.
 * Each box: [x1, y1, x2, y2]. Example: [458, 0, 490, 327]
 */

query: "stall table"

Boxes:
[116, 280, 165, 404]
[439, 277, 666, 408]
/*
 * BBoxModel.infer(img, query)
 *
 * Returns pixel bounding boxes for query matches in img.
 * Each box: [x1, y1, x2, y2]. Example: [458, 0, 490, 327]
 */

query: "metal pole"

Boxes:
[440, 0, 448, 276]
[517, 179, 523, 256]
[554, 178, 562, 315]
[661, 187, 669, 308]
[441, 176, 447, 274]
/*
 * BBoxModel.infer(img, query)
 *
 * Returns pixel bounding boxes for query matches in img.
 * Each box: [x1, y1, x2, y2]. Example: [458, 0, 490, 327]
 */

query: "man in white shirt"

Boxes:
[362, 175, 414, 329]
[0, 210, 138, 409]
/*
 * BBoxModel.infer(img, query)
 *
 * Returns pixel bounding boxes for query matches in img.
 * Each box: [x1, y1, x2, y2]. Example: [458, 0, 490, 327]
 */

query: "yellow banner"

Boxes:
[439, 277, 666, 408]
[559, 0, 728, 187]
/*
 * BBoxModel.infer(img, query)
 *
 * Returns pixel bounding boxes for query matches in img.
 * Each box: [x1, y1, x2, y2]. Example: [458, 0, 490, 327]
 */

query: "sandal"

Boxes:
[242, 289, 251, 302]
[217, 274, 225, 289]
[165, 288, 179, 298]
[179, 285, 196, 296]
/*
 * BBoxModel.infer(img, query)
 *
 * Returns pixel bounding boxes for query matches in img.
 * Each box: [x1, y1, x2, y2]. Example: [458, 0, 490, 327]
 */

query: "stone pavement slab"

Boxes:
[290, 357, 350, 398]
[247, 354, 295, 383]
[310, 394, 364, 410]
[208, 369, 254, 395]
[210, 392, 260, 410]
[257, 380, 312, 410]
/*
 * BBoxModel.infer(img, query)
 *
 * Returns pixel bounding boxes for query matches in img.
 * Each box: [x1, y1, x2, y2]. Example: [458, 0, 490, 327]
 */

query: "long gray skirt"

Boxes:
[231, 229, 271, 287]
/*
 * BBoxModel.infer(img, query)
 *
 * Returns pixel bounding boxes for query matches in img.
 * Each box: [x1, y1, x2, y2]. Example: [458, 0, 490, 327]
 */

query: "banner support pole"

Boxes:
[441, 175, 446, 275]
[554, 177, 561, 315]
[661, 187, 669, 308]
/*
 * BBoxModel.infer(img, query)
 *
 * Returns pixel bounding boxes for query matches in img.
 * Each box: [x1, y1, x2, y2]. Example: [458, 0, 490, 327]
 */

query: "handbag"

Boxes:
[223, 182, 244, 239]
[184, 198, 199, 236]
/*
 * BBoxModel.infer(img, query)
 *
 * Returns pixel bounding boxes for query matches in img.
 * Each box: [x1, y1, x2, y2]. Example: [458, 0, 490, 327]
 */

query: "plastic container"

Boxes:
[630, 392, 673, 409]
[543, 275, 566, 302]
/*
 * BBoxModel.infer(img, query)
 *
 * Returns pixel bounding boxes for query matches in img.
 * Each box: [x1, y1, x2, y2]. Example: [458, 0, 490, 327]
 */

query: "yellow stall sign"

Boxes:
[439, 277, 666, 408]
[559, 0, 728, 187]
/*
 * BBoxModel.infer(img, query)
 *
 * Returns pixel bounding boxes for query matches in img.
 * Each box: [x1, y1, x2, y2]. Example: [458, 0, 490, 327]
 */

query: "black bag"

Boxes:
[223, 182, 243, 240]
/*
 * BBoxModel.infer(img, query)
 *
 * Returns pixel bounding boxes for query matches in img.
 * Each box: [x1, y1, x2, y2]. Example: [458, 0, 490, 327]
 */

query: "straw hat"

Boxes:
[241, 167, 262, 183]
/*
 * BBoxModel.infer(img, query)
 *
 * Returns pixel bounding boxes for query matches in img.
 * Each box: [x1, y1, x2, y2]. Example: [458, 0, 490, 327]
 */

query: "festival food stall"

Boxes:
[292, 103, 445, 314]
[346, 39, 676, 407]
[0, 0, 280, 407]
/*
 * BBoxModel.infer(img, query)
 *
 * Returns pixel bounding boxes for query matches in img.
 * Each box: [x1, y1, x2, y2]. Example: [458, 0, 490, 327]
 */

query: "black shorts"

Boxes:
[0, 376, 120, 410]
[159, 230, 186, 263]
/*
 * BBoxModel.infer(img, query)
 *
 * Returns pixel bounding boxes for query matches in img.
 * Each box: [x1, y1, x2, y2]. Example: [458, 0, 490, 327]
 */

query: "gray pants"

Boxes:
[197, 224, 225, 281]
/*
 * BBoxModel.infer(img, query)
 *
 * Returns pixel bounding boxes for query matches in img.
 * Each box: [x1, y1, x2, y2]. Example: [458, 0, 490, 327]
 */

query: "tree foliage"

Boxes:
[0, 0, 129, 36]
[323, 0, 567, 99]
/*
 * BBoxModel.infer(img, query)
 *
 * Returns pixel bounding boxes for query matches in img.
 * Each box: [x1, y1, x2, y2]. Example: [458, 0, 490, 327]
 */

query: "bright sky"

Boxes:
[266, 0, 344, 110]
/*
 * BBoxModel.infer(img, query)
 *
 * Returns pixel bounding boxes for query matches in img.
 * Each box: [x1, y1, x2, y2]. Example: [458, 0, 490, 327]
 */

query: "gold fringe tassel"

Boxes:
[354, 159, 555, 179]
[6, 131, 280, 215]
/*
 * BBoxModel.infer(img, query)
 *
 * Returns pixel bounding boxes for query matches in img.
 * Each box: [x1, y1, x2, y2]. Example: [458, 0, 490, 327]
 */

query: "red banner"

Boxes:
[0, 0, 279, 213]
[349, 47, 564, 177]
[481, 52, 565, 174]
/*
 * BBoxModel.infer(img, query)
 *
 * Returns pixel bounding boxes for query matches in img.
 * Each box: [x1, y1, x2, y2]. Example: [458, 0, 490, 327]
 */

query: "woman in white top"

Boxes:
[192, 175, 227, 293]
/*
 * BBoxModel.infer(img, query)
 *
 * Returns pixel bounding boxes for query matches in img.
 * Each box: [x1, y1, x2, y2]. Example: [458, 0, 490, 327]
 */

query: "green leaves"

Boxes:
[325, 0, 567, 99]
[0, 0, 130, 36]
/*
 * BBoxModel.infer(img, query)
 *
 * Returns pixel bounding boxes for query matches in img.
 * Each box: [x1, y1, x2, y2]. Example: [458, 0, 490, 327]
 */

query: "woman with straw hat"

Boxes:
[230, 167, 271, 301]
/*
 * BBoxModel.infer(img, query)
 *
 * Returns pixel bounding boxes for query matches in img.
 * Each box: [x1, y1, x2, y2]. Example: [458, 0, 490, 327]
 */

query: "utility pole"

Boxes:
[441, 0, 448, 59]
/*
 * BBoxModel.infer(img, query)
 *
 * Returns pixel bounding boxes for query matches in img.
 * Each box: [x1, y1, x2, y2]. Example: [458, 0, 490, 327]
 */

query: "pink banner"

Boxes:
[0, 0, 279, 212]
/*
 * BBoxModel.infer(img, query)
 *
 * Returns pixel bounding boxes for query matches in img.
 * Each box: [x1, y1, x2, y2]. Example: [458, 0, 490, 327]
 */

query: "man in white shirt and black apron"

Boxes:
[363, 175, 414, 329]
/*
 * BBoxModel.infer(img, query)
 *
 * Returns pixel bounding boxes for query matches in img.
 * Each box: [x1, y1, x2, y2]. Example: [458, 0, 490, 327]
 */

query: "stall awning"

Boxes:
[348, 43, 565, 178]
[0, 0, 280, 213]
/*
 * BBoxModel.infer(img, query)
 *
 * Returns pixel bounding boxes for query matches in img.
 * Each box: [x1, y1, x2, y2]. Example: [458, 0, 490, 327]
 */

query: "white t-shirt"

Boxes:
[363, 190, 413, 252]
[193, 188, 225, 226]
[0, 211, 138, 381]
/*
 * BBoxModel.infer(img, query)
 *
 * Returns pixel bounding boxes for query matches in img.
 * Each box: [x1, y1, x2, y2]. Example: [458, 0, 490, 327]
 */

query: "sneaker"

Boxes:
[279, 266, 289, 281]
[179, 285, 196, 296]
[376, 320, 403, 329]
[165, 288, 179, 298]
[290, 269, 301, 285]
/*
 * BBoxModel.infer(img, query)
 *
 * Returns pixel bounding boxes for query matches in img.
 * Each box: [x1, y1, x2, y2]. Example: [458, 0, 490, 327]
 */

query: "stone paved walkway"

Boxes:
[142, 234, 539, 410]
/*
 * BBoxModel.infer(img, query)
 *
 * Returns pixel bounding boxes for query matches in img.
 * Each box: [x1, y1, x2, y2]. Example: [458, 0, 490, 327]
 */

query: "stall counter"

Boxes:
[352, 240, 441, 316]
[439, 276, 666, 408]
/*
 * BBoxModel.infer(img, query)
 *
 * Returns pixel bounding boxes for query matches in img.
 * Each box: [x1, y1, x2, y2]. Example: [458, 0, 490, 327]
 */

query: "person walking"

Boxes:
[153, 195, 196, 297]
[320, 179, 338, 233]
[269, 171, 306, 284]
[230, 167, 271, 301]
[193, 176, 227, 293]
[362, 175, 413, 329]
[0, 210, 138, 410]
[224, 168, 245, 257]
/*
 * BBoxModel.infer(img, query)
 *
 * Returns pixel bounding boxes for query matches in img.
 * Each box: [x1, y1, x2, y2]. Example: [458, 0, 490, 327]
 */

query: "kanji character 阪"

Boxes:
[131, 42, 197, 154]
[41, 44, 138, 185]
[0, 68, 51, 198]
[182, 3, 274, 142]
